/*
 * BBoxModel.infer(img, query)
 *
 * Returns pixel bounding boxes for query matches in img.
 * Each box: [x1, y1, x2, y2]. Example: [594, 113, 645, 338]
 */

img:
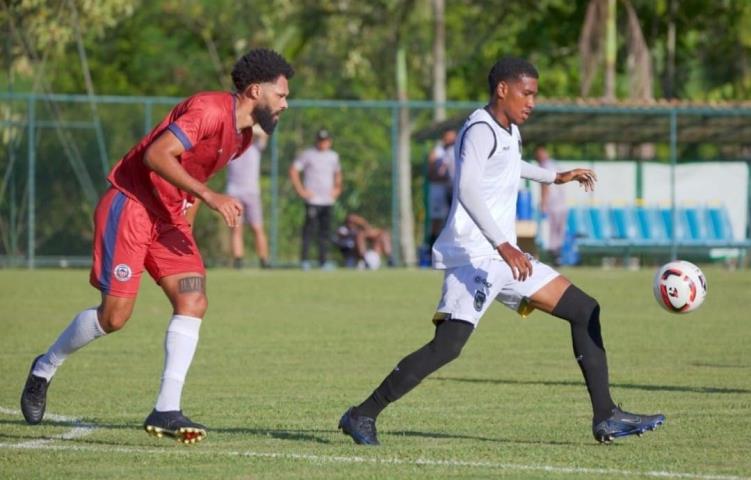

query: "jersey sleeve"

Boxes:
[167, 97, 222, 151]
[520, 160, 557, 184]
[456, 123, 507, 247]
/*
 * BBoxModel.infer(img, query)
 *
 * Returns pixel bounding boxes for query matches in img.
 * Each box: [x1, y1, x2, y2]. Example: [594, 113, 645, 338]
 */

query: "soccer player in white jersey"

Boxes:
[339, 57, 665, 445]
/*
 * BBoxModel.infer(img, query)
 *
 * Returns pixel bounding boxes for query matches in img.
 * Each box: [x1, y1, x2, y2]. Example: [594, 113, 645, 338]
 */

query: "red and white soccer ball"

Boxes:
[652, 260, 708, 314]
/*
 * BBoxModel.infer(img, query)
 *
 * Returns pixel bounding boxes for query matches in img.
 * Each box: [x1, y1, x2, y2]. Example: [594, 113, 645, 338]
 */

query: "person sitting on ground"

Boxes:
[336, 213, 393, 269]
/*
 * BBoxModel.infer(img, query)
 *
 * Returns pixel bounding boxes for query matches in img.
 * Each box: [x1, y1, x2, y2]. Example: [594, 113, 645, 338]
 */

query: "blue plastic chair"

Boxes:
[682, 207, 705, 242]
[632, 207, 655, 243]
[608, 207, 628, 240]
[705, 206, 734, 241]
[585, 206, 608, 242]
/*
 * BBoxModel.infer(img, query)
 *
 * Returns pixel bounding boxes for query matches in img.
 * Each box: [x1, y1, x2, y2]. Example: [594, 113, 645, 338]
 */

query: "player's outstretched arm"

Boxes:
[554, 168, 597, 192]
[144, 131, 243, 227]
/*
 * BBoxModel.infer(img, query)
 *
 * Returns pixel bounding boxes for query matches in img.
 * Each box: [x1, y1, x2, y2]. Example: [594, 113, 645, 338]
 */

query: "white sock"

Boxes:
[33, 308, 106, 381]
[154, 315, 202, 412]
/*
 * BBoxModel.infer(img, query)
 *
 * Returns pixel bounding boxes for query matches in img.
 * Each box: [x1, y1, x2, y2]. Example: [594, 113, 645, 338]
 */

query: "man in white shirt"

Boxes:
[339, 57, 664, 446]
[536, 145, 567, 265]
[289, 129, 342, 269]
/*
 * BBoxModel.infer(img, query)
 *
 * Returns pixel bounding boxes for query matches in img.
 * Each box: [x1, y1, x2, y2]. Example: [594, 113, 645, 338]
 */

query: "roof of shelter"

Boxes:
[413, 99, 751, 145]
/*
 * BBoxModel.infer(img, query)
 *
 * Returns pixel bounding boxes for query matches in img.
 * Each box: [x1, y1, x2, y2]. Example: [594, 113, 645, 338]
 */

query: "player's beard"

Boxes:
[254, 104, 279, 135]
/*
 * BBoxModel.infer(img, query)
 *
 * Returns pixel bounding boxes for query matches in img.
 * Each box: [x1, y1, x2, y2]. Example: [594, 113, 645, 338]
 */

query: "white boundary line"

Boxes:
[0, 406, 747, 480]
[0, 406, 96, 447]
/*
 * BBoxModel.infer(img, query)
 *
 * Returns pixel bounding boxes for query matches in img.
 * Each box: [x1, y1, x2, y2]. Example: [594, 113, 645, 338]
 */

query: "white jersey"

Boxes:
[432, 107, 554, 269]
[292, 147, 341, 206]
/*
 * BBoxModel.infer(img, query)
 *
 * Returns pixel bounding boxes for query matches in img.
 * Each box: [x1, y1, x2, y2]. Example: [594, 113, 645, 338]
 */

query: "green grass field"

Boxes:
[1, 267, 749, 479]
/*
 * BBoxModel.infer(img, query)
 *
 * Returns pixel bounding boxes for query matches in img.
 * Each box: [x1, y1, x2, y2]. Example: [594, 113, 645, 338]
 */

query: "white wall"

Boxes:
[642, 162, 748, 240]
[526, 161, 636, 213]
[524, 161, 749, 240]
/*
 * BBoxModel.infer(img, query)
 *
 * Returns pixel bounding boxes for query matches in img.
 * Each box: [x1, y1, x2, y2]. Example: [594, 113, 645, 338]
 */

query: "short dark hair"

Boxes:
[231, 48, 295, 92]
[487, 57, 538, 96]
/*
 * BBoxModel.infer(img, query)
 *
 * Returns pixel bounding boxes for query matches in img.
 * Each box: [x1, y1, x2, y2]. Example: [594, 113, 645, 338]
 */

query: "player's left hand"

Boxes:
[203, 191, 244, 227]
[555, 168, 597, 192]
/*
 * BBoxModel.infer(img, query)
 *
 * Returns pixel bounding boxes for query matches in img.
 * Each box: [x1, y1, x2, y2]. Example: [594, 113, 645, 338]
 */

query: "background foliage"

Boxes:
[2, 0, 750, 263]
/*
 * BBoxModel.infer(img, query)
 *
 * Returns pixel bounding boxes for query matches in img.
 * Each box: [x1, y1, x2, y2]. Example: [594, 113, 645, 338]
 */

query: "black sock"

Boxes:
[356, 319, 474, 419]
[552, 284, 616, 423]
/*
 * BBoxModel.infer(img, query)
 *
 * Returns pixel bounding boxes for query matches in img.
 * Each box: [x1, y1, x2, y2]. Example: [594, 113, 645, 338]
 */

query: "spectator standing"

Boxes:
[226, 130, 270, 269]
[289, 129, 342, 270]
[536, 145, 567, 265]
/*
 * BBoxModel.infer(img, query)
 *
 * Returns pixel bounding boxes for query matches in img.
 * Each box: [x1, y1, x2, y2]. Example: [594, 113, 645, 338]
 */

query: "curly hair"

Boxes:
[231, 48, 295, 92]
[487, 57, 538, 97]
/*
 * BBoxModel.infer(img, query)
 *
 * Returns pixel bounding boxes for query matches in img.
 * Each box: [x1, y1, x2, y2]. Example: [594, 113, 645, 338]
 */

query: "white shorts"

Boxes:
[228, 191, 263, 227]
[435, 256, 559, 327]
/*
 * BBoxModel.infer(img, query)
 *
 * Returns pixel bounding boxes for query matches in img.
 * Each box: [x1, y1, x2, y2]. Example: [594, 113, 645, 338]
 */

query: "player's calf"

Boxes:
[348, 319, 474, 437]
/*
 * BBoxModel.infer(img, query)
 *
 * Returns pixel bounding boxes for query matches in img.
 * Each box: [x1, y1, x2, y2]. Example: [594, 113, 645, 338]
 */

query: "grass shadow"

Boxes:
[431, 376, 751, 394]
[388, 429, 580, 446]
[0, 418, 333, 445]
[212, 426, 333, 444]
[689, 362, 750, 369]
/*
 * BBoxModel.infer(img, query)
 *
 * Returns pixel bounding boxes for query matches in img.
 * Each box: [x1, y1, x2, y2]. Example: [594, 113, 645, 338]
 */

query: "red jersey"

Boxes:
[108, 92, 253, 225]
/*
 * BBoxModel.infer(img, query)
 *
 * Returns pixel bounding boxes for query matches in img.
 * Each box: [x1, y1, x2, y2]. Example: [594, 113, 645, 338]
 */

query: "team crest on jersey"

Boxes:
[473, 289, 487, 312]
[114, 264, 132, 282]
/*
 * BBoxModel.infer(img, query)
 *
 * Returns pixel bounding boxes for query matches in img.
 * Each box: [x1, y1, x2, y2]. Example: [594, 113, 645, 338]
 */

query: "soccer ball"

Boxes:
[652, 260, 707, 313]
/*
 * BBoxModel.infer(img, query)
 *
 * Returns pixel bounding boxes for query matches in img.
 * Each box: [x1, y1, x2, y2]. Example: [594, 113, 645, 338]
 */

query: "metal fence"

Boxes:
[1, 92, 750, 268]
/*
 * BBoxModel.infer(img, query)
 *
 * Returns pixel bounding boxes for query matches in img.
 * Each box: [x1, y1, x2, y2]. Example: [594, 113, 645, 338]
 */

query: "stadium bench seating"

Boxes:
[565, 204, 751, 264]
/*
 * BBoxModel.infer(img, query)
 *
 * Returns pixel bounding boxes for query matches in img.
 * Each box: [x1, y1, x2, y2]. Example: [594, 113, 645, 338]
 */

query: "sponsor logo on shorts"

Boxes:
[473, 290, 486, 312]
[114, 264, 132, 282]
[474, 275, 492, 288]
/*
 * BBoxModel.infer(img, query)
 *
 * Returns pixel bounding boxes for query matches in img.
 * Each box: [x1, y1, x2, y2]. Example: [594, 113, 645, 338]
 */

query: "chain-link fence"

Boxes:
[2, 93, 750, 268]
[0, 94, 478, 267]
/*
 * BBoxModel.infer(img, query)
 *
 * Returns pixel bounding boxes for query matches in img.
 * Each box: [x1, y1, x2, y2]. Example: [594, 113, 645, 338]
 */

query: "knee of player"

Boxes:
[553, 285, 599, 325]
[176, 293, 208, 317]
[442, 341, 465, 363]
[576, 298, 600, 327]
[431, 337, 467, 363]
[590, 299, 601, 318]
[97, 308, 132, 333]
[427, 341, 463, 364]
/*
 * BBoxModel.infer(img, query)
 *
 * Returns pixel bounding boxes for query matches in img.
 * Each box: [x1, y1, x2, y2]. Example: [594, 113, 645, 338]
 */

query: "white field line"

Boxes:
[0, 406, 748, 480]
[0, 406, 96, 447]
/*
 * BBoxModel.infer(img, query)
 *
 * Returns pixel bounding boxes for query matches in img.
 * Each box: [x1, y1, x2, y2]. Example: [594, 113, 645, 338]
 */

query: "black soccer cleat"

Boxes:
[20, 355, 50, 425]
[143, 409, 207, 445]
[339, 407, 380, 445]
[593, 406, 665, 444]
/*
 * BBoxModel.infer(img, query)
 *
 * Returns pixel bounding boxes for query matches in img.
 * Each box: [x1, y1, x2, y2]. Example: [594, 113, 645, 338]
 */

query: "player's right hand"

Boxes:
[203, 191, 243, 227]
[496, 242, 532, 281]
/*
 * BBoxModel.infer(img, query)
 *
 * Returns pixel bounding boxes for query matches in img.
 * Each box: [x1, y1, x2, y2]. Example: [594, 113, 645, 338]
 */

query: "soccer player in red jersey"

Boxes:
[20, 48, 293, 444]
